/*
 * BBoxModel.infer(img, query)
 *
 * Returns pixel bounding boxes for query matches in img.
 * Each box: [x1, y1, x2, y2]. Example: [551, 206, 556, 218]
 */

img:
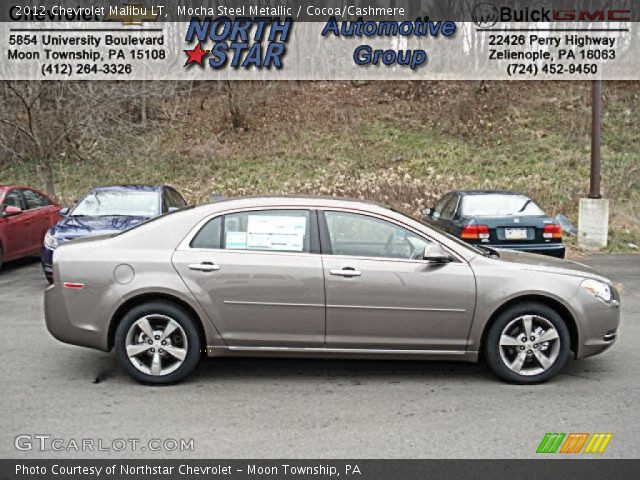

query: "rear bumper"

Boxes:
[44, 280, 114, 352]
[474, 242, 565, 258]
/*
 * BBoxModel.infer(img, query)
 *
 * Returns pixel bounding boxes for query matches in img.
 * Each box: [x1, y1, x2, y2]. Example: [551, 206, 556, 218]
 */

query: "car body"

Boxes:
[421, 190, 566, 258]
[44, 196, 620, 385]
[41, 185, 187, 283]
[0, 185, 61, 270]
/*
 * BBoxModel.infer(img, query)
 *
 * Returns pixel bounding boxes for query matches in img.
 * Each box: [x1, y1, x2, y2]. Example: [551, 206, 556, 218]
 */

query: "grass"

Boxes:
[1, 81, 638, 254]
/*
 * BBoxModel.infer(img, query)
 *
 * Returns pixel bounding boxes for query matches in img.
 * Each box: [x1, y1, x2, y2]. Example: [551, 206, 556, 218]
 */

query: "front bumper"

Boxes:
[41, 245, 54, 278]
[573, 293, 621, 359]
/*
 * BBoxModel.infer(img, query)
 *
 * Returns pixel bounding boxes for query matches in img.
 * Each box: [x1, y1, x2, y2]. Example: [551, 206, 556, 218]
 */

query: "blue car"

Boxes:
[42, 185, 187, 283]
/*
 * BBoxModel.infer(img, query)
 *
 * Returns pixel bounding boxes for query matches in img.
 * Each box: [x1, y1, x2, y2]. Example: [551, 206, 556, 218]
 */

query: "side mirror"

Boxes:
[421, 207, 432, 217]
[168, 207, 179, 213]
[2, 206, 23, 217]
[423, 244, 453, 263]
[59, 207, 69, 216]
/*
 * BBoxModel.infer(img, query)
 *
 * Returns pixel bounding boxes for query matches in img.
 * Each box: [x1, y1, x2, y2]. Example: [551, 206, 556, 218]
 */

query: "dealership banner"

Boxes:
[0, 0, 638, 80]
[3, 459, 640, 479]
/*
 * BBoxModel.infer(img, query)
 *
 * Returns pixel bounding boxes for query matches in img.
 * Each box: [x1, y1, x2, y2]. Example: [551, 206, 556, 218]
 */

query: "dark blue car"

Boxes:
[421, 190, 565, 258]
[42, 185, 187, 283]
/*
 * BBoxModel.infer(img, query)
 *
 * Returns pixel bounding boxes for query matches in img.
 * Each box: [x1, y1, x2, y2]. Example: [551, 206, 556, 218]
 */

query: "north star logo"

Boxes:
[183, 17, 293, 70]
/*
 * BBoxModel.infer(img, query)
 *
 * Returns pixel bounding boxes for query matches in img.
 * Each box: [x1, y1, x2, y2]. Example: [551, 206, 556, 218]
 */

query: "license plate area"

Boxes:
[504, 228, 528, 240]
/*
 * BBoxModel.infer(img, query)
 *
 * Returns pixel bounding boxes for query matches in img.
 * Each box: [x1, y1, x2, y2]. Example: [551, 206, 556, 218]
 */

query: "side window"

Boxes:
[432, 194, 450, 220]
[3, 190, 24, 209]
[168, 189, 187, 209]
[21, 189, 48, 210]
[162, 192, 170, 213]
[440, 194, 459, 221]
[190, 210, 311, 252]
[224, 209, 311, 253]
[191, 216, 222, 249]
[324, 211, 430, 260]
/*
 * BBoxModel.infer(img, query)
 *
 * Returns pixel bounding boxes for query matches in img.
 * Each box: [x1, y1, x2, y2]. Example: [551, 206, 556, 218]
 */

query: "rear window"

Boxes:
[460, 194, 545, 217]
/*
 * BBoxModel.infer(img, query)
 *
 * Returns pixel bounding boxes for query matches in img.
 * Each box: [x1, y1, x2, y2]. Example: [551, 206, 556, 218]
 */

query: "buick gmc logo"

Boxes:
[472, 2, 631, 26]
[472, 3, 499, 27]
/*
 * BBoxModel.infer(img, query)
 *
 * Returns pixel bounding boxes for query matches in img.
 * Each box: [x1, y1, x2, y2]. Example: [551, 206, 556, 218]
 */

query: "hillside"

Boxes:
[2, 80, 639, 253]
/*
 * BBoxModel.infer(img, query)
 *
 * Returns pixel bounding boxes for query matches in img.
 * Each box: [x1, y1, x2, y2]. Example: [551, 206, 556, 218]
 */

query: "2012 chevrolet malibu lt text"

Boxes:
[44, 197, 620, 385]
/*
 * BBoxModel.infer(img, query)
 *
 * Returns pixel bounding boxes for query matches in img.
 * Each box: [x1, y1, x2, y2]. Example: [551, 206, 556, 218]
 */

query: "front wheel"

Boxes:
[485, 302, 570, 384]
[114, 301, 202, 385]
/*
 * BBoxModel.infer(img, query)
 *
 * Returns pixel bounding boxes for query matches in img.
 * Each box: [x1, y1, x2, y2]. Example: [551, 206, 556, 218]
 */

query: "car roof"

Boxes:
[90, 184, 166, 193]
[193, 195, 396, 216]
[454, 190, 527, 196]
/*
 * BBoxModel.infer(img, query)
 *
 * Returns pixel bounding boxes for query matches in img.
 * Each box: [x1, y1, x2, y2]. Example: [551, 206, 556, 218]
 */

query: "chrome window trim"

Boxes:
[177, 204, 468, 265]
[176, 205, 314, 253]
[319, 207, 467, 264]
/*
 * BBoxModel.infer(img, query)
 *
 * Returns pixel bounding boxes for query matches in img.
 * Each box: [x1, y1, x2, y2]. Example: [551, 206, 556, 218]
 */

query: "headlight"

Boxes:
[581, 279, 613, 303]
[44, 232, 59, 250]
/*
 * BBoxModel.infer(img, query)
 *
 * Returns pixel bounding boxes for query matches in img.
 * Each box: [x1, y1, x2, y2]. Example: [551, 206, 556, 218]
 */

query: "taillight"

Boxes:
[461, 224, 490, 240]
[543, 224, 563, 239]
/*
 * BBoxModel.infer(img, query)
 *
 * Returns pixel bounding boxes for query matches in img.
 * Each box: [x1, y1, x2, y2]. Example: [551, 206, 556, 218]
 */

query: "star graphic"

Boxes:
[183, 43, 210, 67]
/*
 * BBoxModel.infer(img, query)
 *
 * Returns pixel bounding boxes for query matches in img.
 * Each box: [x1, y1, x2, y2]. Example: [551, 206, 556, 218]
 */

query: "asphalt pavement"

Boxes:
[0, 254, 638, 459]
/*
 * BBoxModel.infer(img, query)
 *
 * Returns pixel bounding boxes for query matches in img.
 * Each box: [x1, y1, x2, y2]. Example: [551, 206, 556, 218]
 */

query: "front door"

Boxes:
[321, 210, 476, 351]
[173, 208, 325, 347]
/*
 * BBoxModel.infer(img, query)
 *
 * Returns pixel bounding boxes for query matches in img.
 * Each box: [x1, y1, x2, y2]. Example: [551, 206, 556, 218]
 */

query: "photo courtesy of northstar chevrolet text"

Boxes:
[0, 0, 638, 477]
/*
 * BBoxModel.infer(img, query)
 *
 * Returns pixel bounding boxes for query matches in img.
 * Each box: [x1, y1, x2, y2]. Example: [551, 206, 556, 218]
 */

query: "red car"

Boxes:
[0, 185, 61, 270]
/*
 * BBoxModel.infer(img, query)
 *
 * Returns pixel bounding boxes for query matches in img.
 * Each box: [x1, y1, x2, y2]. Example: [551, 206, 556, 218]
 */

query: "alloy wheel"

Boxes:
[498, 314, 561, 376]
[125, 314, 188, 376]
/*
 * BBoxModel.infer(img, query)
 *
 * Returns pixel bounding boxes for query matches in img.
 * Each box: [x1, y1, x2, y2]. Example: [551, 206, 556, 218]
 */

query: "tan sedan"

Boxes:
[45, 196, 620, 384]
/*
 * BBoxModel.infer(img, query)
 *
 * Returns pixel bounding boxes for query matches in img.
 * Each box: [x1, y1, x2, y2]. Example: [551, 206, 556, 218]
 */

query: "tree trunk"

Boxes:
[41, 157, 56, 199]
[141, 95, 147, 125]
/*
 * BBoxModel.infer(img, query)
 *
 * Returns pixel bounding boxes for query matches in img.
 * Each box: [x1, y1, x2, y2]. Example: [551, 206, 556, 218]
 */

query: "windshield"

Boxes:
[460, 194, 545, 217]
[72, 190, 159, 217]
[395, 209, 486, 256]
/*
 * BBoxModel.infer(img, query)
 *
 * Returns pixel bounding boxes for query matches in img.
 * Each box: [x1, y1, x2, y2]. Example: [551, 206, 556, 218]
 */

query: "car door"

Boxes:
[1, 189, 30, 258]
[172, 208, 326, 347]
[20, 188, 55, 249]
[434, 194, 459, 234]
[320, 210, 476, 352]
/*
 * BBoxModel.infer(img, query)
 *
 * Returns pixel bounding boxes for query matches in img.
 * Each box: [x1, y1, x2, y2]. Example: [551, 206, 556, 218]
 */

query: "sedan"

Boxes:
[422, 190, 565, 258]
[0, 185, 60, 271]
[42, 184, 187, 283]
[45, 196, 620, 385]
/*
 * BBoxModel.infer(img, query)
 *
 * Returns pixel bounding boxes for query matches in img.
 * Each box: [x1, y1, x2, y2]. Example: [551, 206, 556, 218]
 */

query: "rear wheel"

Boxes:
[485, 302, 570, 384]
[114, 301, 202, 385]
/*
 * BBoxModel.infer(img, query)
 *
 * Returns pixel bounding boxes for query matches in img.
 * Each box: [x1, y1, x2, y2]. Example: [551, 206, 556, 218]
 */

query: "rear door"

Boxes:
[1, 189, 30, 258]
[172, 208, 326, 347]
[20, 188, 56, 250]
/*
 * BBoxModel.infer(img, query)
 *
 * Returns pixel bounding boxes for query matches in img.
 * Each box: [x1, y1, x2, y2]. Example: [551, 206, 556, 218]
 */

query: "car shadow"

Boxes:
[77, 351, 494, 386]
[0, 255, 40, 273]
[64, 345, 611, 386]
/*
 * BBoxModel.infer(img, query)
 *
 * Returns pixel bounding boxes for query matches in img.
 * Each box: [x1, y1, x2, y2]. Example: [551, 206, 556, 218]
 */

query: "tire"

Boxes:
[114, 301, 202, 385]
[485, 302, 570, 384]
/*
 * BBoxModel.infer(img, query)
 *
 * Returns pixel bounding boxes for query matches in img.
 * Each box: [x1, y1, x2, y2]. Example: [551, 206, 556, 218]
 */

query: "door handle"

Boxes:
[188, 262, 220, 272]
[330, 268, 362, 277]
